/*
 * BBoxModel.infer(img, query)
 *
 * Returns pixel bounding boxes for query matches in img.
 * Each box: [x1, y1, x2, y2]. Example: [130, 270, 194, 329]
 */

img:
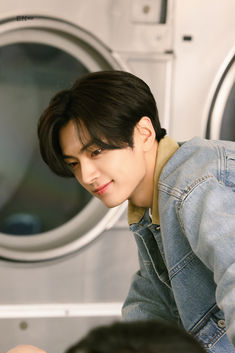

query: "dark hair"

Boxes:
[38, 70, 166, 177]
[65, 320, 206, 353]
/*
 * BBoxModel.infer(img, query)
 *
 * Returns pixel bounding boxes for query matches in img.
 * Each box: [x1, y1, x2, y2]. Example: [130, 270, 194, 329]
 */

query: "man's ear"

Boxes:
[135, 116, 156, 151]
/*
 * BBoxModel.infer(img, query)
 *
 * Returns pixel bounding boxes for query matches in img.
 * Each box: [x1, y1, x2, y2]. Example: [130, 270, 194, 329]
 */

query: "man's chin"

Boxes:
[101, 198, 125, 209]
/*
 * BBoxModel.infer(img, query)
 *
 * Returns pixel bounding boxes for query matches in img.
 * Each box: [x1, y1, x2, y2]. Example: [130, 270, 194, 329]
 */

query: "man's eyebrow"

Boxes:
[61, 140, 95, 159]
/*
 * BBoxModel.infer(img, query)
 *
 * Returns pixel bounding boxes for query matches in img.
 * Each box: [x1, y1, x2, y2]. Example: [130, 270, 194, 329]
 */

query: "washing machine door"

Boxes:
[207, 52, 235, 141]
[0, 16, 126, 262]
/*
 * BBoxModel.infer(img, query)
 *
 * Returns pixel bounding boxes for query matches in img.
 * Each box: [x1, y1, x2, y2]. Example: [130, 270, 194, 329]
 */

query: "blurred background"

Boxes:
[0, 0, 234, 352]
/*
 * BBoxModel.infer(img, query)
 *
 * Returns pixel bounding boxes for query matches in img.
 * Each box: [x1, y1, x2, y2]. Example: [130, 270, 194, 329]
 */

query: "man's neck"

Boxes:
[129, 140, 158, 208]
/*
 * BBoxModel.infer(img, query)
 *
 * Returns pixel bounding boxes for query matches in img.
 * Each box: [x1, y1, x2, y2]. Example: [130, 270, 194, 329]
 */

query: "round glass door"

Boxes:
[0, 42, 91, 235]
[0, 17, 125, 262]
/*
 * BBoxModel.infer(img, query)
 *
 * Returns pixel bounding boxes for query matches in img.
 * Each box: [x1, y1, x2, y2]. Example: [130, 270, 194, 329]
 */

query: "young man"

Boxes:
[37, 70, 235, 352]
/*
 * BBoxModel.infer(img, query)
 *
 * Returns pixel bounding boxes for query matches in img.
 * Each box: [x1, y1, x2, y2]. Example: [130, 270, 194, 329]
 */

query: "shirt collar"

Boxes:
[128, 136, 179, 225]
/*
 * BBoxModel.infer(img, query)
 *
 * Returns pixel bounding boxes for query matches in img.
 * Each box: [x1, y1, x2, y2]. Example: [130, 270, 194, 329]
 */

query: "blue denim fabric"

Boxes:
[122, 137, 235, 352]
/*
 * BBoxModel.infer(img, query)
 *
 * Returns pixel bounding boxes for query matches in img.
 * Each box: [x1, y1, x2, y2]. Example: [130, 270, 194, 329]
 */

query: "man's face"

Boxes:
[59, 120, 149, 208]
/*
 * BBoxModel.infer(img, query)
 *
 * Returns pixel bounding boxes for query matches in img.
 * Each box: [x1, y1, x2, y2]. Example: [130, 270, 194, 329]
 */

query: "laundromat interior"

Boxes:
[0, 0, 234, 352]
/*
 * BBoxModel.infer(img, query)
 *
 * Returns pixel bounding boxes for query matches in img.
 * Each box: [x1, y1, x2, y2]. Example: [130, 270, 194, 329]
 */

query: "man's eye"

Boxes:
[68, 162, 79, 169]
[91, 148, 102, 157]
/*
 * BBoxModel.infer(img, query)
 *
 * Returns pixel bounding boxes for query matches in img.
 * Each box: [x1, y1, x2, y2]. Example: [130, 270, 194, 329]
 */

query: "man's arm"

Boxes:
[178, 176, 235, 345]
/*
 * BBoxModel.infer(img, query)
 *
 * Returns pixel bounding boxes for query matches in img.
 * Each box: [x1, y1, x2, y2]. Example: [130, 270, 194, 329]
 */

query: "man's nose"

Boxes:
[79, 160, 99, 185]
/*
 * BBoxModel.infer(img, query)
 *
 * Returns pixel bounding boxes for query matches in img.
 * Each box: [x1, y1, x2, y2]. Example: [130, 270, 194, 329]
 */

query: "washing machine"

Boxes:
[0, 1, 174, 352]
[170, 0, 235, 142]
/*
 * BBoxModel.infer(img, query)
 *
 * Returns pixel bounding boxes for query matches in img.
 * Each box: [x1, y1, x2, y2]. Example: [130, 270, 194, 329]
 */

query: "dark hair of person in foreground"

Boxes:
[65, 320, 206, 353]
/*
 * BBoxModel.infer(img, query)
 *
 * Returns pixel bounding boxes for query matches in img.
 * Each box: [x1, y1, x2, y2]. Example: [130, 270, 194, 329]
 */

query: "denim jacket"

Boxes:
[122, 136, 235, 352]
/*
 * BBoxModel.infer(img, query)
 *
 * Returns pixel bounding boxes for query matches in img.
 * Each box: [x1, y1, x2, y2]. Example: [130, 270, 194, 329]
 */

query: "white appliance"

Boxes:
[0, 1, 173, 352]
[170, 0, 235, 142]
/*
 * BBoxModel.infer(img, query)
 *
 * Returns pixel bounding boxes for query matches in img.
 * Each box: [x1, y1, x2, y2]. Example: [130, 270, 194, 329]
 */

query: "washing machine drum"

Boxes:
[0, 21, 125, 262]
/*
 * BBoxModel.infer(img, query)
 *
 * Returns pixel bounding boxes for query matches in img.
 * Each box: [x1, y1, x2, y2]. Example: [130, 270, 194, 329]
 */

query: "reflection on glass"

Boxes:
[220, 82, 235, 142]
[0, 43, 92, 235]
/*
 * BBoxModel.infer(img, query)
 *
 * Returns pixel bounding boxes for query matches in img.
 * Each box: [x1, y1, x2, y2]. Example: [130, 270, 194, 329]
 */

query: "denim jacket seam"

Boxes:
[216, 144, 224, 182]
[181, 175, 215, 201]
[190, 304, 218, 333]
[135, 233, 171, 289]
[224, 153, 235, 188]
[135, 233, 159, 276]
[214, 143, 235, 186]
[158, 182, 182, 199]
[169, 251, 196, 279]
[207, 328, 226, 348]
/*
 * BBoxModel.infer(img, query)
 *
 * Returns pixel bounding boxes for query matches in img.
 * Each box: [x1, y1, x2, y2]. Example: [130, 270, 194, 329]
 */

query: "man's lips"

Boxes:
[94, 181, 113, 195]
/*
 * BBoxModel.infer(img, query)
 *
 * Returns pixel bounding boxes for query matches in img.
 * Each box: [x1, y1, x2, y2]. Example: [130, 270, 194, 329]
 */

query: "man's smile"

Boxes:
[94, 181, 113, 195]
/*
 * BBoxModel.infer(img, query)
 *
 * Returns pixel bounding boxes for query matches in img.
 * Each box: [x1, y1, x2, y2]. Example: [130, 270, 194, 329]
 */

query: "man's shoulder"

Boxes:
[159, 137, 230, 190]
[180, 136, 235, 150]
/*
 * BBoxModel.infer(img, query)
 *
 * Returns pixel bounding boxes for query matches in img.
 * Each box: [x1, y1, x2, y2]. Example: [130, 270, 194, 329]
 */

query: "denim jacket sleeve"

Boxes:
[178, 157, 235, 345]
[122, 251, 180, 323]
